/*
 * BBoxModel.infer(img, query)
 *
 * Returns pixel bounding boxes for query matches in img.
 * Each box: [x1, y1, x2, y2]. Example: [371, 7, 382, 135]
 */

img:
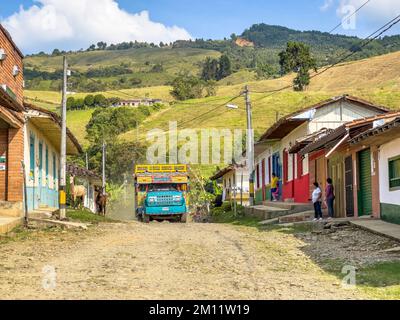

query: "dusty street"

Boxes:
[0, 220, 395, 300]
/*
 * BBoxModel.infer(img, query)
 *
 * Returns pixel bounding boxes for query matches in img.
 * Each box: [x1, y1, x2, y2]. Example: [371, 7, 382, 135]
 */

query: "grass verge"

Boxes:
[67, 209, 117, 223]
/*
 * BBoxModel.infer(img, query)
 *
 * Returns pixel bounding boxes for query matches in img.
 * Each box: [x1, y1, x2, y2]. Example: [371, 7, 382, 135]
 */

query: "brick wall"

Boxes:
[0, 26, 24, 105]
[7, 127, 24, 201]
[0, 128, 7, 200]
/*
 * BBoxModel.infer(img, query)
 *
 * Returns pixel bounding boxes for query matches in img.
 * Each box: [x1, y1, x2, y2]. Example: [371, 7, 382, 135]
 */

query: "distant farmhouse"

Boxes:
[114, 98, 163, 108]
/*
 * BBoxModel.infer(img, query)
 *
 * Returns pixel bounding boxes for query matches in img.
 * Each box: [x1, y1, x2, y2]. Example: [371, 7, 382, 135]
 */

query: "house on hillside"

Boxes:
[114, 98, 162, 108]
[253, 95, 389, 206]
[0, 24, 82, 231]
[298, 113, 400, 218]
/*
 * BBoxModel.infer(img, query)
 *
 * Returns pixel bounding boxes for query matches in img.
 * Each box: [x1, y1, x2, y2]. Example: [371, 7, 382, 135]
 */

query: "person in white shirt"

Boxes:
[312, 182, 323, 221]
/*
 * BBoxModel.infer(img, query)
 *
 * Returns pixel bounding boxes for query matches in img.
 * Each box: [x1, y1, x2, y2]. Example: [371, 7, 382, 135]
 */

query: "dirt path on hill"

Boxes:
[0, 221, 365, 300]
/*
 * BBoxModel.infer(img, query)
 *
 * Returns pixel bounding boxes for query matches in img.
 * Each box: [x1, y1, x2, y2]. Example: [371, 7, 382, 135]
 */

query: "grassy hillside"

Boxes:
[25, 51, 400, 150]
[121, 51, 400, 141]
[24, 47, 221, 90]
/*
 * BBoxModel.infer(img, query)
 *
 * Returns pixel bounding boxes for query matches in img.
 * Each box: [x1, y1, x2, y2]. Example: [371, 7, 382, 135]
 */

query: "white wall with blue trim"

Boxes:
[24, 121, 60, 211]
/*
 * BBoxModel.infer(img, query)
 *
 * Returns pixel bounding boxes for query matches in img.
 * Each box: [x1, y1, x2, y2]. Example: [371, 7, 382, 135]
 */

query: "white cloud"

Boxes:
[338, 0, 400, 22]
[320, 0, 334, 12]
[2, 0, 192, 53]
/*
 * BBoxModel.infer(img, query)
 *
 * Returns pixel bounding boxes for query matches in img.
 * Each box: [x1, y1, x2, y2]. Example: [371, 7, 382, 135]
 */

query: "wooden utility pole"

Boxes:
[244, 85, 255, 206]
[240, 170, 244, 207]
[102, 141, 106, 195]
[59, 56, 68, 220]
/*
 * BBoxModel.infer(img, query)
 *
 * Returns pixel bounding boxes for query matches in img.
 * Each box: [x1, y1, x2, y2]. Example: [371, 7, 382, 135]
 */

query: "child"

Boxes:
[270, 173, 280, 201]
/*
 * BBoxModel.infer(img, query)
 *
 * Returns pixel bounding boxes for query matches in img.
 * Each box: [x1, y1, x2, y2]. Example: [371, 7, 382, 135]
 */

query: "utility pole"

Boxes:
[244, 85, 255, 206]
[59, 56, 68, 220]
[102, 141, 106, 195]
[85, 152, 89, 170]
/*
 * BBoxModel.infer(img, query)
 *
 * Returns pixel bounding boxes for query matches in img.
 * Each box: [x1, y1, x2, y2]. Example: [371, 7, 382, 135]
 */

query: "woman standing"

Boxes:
[312, 182, 323, 221]
[326, 178, 335, 219]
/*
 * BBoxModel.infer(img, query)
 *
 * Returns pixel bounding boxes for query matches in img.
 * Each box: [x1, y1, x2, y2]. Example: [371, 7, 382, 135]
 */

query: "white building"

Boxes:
[24, 104, 82, 212]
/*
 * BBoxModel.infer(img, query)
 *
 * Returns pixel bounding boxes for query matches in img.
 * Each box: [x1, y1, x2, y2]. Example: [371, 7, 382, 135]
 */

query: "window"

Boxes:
[45, 146, 49, 183]
[389, 156, 400, 190]
[53, 153, 57, 182]
[29, 133, 35, 179]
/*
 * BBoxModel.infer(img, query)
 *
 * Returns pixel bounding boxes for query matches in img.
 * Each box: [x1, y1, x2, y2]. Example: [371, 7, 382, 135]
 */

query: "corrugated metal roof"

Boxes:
[259, 95, 389, 142]
[24, 102, 83, 155]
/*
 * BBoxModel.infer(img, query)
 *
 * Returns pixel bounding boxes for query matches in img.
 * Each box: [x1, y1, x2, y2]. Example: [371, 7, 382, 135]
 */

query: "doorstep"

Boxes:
[350, 219, 400, 242]
[0, 216, 23, 235]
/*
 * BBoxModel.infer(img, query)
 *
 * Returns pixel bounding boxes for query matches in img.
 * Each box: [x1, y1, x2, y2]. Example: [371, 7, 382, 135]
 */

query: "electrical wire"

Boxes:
[250, 14, 400, 103]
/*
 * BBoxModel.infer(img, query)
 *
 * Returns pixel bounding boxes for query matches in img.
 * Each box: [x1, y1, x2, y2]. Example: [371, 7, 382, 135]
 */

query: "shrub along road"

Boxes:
[0, 220, 398, 299]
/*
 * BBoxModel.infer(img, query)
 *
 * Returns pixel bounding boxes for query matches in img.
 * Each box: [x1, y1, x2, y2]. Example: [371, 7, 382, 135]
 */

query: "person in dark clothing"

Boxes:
[325, 178, 335, 219]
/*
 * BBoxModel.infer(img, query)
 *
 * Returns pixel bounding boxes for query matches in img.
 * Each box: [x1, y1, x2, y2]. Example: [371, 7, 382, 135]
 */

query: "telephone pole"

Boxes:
[102, 141, 106, 195]
[59, 56, 68, 220]
[244, 85, 255, 206]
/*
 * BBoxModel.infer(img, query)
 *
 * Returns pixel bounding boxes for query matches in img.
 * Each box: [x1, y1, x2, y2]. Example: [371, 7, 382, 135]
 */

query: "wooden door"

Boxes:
[358, 149, 373, 216]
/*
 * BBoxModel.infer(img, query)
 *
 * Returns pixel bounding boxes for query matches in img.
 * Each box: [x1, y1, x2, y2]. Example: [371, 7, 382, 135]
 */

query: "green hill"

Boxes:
[24, 47, 221, 91]
[25, 51, 400, 149]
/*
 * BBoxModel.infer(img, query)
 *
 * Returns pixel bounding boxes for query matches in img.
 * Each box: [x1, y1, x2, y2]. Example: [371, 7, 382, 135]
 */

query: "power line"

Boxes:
[176, 95, 242, 128]
[328, 0, 372, 34]
[250, 14, 400, 101]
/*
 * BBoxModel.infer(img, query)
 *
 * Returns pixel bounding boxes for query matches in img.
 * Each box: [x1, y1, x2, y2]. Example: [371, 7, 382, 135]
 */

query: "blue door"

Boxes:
[38, 141, 43, 207]
[272, 153, 282, 197]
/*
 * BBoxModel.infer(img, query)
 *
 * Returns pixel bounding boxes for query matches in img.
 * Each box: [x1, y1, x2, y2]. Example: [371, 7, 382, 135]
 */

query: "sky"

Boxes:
[0, 0, 399, 54]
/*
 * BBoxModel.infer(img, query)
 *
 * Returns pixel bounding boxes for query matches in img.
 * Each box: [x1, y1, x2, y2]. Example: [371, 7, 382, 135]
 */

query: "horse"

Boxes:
[96, 190, 107, 216]
[69, 176, 86, 209]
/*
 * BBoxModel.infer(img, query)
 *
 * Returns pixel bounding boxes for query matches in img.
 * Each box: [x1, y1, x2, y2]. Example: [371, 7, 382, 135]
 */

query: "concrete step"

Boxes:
[0, 216, 23, 234]
[245, 205, 289, 220]
[0, 201, 23, 218]
[278, 211, 314, 224]
[29, 207, 57, 219]
[263, 201, 313, 212]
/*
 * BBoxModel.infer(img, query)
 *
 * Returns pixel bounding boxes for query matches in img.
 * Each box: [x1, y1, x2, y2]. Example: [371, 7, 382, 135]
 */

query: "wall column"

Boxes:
[371, 145, 381, 218]
[7, 127, 24, 202]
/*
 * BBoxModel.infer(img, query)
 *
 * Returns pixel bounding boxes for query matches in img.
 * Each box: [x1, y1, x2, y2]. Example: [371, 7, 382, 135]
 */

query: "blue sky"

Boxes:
[1, 0, 399, 53]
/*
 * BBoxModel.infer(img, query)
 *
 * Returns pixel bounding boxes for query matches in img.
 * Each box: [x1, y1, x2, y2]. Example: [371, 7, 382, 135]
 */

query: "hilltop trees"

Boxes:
[66, 94, 120, 110]
[279, 41, 317, 91]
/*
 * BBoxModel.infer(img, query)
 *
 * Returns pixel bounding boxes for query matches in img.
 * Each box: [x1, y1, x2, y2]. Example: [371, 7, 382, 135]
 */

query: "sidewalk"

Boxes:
[0, 216, 22, 234]
[350, 219, 400, 242]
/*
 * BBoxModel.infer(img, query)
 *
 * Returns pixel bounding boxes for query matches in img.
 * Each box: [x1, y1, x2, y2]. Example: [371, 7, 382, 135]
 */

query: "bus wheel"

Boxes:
[180, 213, 187, 223]
[143, 214, 150, 223]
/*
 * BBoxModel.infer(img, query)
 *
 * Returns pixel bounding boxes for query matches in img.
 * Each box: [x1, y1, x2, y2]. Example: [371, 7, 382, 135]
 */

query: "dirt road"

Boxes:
[0, 221, 364, 300]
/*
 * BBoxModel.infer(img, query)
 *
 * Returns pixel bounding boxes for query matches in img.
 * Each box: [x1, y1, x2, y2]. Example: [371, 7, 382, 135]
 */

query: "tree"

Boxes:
[67, 97, 75, 110]
[279, 41, 317, 91]
[74, 98, 85, 110]
[217, 54, 232, 80]
[94, 94, 107, 107]
[97, 41, 107, 50]
[84, 94, 95, 107]
[201, 57, 219, 81]
[52, 49, 61, 56]
[170, 75, 204, 101]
